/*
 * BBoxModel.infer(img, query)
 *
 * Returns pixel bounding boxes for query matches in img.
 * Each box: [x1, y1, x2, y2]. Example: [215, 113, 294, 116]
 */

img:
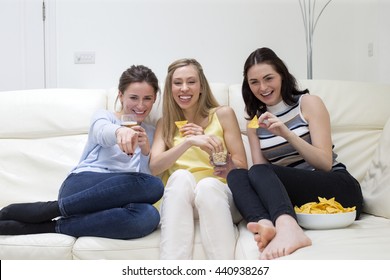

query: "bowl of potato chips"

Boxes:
[294, 197, 356, 230]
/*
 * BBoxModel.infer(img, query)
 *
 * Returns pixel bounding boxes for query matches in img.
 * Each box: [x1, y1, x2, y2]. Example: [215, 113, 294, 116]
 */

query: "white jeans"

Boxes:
[159, 169, 242, 259]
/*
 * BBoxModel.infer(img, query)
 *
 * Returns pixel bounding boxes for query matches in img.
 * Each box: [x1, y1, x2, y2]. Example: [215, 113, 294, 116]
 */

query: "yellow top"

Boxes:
[162, 108, 226, 185]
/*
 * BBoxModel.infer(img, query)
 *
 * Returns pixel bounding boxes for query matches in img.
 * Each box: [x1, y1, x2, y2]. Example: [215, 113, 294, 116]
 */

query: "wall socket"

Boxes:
[74, 51, 96, 64]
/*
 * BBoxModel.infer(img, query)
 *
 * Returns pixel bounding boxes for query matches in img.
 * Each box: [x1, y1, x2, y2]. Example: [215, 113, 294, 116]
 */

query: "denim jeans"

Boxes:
[55, 171, 164, 239]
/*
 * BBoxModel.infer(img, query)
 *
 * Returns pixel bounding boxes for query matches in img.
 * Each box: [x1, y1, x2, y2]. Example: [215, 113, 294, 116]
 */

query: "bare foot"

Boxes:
[247, 220, 276, 252]
[260, 214, 312, 260]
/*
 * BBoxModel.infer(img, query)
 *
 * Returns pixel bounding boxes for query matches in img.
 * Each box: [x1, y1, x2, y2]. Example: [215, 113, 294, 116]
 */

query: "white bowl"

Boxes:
[296, 211, 356, 230]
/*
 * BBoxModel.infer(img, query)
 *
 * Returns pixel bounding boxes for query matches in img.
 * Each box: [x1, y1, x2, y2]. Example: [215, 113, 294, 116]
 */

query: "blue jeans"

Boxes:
[56, 172, 164, 239]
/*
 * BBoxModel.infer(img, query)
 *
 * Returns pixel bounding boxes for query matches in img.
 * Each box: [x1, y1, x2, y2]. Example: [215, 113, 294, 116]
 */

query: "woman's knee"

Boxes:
[141, 204, 160, 233]
[248, 164, 272, 176]
[196, 178, 222, 193]
[195, 178, 228, 206]
[125, 204, 160, 237]
[227, 168, 249, 192]
[148, 176, 164, 202]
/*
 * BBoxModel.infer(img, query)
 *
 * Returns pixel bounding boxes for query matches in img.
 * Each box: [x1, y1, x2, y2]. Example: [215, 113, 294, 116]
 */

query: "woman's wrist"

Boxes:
[140, 142, 150, 156]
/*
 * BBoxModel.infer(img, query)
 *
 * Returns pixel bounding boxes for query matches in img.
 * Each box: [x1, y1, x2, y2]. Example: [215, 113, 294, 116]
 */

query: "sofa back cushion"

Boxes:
[298, 80, 390, 183]
[0, 89, 107, 138]
[0, 89, 107, 206]
[361, 118, 390, 218]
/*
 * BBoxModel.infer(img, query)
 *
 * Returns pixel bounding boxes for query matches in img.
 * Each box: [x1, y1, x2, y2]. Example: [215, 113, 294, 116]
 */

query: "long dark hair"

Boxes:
[242, 47, 308, 119]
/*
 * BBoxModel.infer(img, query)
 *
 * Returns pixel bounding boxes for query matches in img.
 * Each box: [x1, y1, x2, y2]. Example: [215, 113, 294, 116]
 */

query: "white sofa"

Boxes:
[1, 80, 390, 260]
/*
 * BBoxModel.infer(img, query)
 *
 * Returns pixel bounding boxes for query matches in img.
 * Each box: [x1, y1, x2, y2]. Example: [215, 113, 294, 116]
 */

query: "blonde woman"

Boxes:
[150, 58, 247, 259]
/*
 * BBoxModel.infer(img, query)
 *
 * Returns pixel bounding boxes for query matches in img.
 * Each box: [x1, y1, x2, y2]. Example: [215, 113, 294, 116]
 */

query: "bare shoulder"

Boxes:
[301, 94, 325, 107]
[214, 105, 235, 118]
[301, 94, 327, 112]
[154, 118, 164, 131]
[214, 105, 241, 132]
[301, 94, 329, 119]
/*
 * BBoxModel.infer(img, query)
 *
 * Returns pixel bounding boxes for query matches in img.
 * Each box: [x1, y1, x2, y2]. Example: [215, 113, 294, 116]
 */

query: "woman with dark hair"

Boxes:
[0, 65, 164, 239]
[227, 47, 363, 259]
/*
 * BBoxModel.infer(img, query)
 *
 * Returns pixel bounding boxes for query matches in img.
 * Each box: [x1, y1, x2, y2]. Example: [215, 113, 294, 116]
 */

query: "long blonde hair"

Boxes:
[162, 58, 219, 148]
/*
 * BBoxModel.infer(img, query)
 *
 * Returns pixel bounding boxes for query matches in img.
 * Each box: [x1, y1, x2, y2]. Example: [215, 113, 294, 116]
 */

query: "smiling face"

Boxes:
[247, 63, 283, 106]
[119, 81, 156, 123]
[171, 64, 201, 112]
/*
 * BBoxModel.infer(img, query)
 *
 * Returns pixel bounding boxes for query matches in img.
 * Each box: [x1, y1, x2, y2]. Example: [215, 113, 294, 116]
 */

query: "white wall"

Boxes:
[0, 0, 45, 91]
[53, 0, 390, 88]
[54, 0, 310, 88]
[1, 0, 389, 91]
[375, 0, 390, 83]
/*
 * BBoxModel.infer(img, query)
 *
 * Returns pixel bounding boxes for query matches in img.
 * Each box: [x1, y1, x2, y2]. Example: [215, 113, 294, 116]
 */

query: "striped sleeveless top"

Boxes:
[257, 94, 340, 171]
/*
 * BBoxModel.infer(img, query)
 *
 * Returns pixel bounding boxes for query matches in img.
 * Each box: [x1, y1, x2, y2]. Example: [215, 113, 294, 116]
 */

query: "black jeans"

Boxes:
[226, 164, 363, 224]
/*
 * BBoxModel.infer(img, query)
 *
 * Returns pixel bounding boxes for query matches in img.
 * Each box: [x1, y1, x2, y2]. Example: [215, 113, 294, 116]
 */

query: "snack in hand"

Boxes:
[175, 120, 188, 136]
[175, 120, 188, 129]
[247, 115, 259, 128]
[212, 151, 227, 166]
[294, 197, 356, 214]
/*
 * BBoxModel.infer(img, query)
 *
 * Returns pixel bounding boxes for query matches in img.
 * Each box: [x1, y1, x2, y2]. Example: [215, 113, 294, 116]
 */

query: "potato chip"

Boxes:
[247, 115, 259, 128]
[175, 120, 188, 129]
[175, 120, 188, 136]
[294, 197, 356, 214]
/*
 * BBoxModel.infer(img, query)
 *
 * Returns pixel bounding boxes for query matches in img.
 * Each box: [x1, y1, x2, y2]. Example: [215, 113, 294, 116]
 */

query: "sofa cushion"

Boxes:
[236, 214, 390, 260]
[297, 80, 390, 183]
[0, 135, 88, 205]
[361, 117, 390, 218]
[0, 89, 107, 138]
[0, 89, 107, 206]
[72, 223, 209, 260]
[0, 233, 75, 260]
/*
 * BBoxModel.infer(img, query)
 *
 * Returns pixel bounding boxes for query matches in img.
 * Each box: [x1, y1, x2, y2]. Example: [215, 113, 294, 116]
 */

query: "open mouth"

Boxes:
[178, 95, 192, 103]
[261, 90, 273, 97]
[133, 110, 146, 115]
[131, 110, 148, 122]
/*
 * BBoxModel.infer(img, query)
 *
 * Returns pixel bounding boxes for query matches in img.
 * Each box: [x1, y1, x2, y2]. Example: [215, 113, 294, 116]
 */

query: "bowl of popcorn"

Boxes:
[294, 197, 356, 230]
